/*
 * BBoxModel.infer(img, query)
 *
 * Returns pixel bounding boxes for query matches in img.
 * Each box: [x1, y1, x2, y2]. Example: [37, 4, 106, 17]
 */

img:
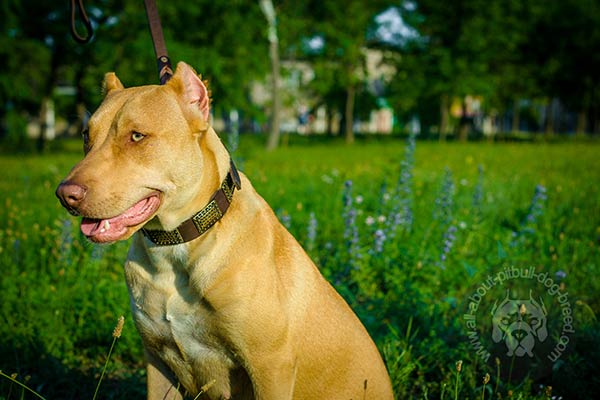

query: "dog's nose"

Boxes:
[56, 181, 87, 214]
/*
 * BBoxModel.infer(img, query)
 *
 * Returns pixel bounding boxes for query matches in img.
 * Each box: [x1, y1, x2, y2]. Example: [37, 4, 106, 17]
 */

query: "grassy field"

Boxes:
[1, 136, 599, 399]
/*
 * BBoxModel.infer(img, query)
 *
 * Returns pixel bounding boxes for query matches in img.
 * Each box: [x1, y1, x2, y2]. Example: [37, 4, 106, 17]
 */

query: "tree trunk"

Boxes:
[512, 98, 520, 133]
[439, 94, 449, 141]
[457, 99, 469, 142]
[37, 48, 59, 152]
[265, 36, 281, 150]
[261, 0, 281, 151]
[576, 110, 587, 135]
[37, 98, 48, 153]
[544, 99, 555, 136]
[326, 105, 335, 136]
[344, 84, 356, 144]
[37, 97, 55, 153]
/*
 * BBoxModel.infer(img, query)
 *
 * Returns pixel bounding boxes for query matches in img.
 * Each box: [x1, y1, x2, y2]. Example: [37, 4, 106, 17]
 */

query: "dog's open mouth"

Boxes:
[80, 193, 161, 243]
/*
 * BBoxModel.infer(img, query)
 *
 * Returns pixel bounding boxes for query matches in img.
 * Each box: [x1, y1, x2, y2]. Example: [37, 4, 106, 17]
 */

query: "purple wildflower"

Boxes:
[227, 126, 239, 153]
[433, 167, 455, 226]
[306, 212, 318, 253]
[342, 180, 360, 267]
[373, 229, 386, 254]
[438, 225, 457, 269]
[526, 185, 547, 224]
[512, 184, 547, 246]
[343, 180, 355, 241]
[60, 218, 74, 264]
[278, 212, 291, 229]
[386, 132, 416, 237]
[472, 165, 484, 221]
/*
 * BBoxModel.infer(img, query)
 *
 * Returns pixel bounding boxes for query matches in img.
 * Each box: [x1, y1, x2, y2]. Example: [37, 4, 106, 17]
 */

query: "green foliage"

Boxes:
[0, 0, 270, 142]
[2, 0, 599, 149]
[0, 153, 144, 399]
[525, 0, 600, 112]
[240, 138, 600, 398]
[384, 0, 600, 135]
[2, 138, 598, 399]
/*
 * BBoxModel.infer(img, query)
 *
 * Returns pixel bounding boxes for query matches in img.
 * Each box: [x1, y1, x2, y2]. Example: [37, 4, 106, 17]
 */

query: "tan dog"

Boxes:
[56, 62, 393, 400]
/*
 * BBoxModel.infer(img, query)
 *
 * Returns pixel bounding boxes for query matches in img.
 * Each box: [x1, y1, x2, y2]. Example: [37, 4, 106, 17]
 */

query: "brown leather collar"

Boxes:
[142, 160, 241, 246]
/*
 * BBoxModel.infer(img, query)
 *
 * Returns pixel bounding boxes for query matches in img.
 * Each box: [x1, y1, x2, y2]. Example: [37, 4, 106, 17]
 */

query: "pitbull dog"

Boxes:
[491, 290, 548, 357]
[55, 62, 393, 400]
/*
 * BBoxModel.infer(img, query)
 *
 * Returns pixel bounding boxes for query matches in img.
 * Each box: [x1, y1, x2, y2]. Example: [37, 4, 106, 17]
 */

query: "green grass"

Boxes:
[1, 137, 599, 399]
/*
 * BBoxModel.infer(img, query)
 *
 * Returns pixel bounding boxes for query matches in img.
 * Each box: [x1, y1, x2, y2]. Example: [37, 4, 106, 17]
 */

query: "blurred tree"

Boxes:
[411, 0, 497, 140]
[525, 0, 600, 135]
[260, 0, 282, 151]
[157, 0, 268, 118]
[387, 0, 600, 137]
[0, 0, 151, 151]
[279, 0, 390, 143]
[0, 1, 51, 149]
[2, 0, 599, 148]
[1, 0, 71, 151]
[376, 4, 427, 133]
[0, 0, 269, 150]
[484, 0, 538, 133]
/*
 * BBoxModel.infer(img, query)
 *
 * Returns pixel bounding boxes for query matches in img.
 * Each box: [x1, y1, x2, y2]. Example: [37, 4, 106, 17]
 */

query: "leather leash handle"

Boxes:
[143, 0, 173, 84]
[70, 0, 93, 43]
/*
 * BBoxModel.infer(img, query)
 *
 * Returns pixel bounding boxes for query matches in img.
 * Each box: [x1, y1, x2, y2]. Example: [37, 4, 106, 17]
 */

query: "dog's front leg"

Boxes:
[145, 350, 183, 400]
[250, 357, 297, 400]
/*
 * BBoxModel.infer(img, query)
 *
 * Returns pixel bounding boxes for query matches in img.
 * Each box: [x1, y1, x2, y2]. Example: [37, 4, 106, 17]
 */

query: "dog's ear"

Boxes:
[102, 72, 124, 96]
[169, 62, 211, 122]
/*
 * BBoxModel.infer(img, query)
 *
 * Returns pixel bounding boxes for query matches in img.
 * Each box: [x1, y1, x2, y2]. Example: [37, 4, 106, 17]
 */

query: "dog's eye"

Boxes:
[131, 131, 146, 142]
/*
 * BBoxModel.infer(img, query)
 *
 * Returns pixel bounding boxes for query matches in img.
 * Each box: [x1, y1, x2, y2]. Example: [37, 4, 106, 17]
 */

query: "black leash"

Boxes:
[143, 0, 173, 84]
[69, 0, 173, 84]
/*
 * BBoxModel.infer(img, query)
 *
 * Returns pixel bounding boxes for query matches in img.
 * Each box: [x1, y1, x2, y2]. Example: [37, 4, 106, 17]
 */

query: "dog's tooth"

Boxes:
[105, 220, 110, 230]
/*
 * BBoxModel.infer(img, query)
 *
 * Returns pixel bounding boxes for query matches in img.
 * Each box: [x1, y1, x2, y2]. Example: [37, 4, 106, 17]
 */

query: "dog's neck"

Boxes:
[142, 127, 235, 239]
[194, 126, 232, 209]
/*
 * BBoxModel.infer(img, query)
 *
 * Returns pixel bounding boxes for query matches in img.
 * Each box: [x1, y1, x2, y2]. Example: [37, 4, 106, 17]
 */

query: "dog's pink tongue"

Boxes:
[80, 218, 105, 237]
[80, 195, 160, 241]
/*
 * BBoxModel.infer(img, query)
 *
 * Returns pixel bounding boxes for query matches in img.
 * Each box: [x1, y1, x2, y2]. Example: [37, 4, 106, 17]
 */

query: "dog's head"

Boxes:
[491, 290, 547, 357]
[56, 62, 227, 243]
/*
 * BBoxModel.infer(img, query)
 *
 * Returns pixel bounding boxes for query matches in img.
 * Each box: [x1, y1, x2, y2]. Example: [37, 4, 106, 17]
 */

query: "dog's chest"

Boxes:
[125, 245, 237, 395]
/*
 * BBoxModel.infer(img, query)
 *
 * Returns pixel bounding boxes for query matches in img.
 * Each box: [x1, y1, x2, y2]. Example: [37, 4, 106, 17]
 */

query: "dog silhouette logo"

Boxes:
[491, 290, 548, 357]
